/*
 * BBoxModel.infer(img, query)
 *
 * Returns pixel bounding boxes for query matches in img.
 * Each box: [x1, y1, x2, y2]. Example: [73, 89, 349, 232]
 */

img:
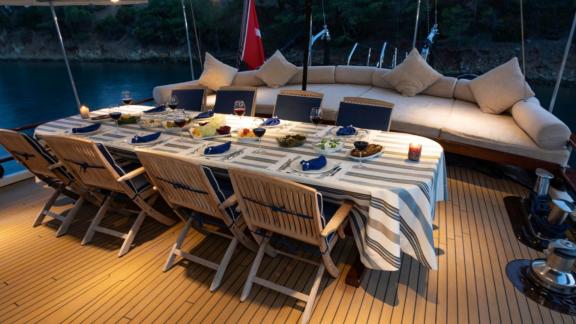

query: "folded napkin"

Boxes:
[336, 125, 356, 136]
[300, 155, 327, 171]
[262, 117, 280, 127]
[144, 105, 166, 114]
[204, 141, 231, 155]
[131, 132, 161, 144]
[194, 110, 214, 119]
[72, 123, 101, 134]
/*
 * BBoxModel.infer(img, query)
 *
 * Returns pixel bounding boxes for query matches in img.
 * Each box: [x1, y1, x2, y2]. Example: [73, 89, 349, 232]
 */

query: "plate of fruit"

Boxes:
[314, 138, 343, 154]
[190, 123, 232, 139]
[236, 128, 258, 142]
[348, 143, 383, 160]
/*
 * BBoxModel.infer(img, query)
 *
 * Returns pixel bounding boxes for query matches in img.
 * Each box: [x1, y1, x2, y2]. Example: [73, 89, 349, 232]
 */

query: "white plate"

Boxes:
[289, 158, 337, 174]
[192, 133, 232, 140]
[201, 147, 237, 157]
[124, 134, 164, 146]
[347, 150, 383, 161]
[236, 136, 259, 142]
[313, 140, 344, 154]
[329, 127, 368, 137]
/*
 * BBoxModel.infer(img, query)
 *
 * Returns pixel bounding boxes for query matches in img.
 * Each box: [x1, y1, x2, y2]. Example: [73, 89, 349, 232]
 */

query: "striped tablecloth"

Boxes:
[35, 107, 447, 271]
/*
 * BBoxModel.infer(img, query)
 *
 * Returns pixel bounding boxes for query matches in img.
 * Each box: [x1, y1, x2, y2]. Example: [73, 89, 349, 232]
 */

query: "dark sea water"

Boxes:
[0, 61, 574, 175]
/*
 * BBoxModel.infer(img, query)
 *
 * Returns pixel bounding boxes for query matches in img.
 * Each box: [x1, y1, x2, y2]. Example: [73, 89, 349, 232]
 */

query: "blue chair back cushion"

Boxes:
[213, 90, 256, 116]
[336, 101, 393, 131]
[171, 89, 206, 111]
[96, 143, 150, 194]
[274, 95, 323, 123]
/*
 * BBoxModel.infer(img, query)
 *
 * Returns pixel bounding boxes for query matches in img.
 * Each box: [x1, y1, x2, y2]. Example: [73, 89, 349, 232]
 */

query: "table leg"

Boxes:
[345, 253, 366, 287]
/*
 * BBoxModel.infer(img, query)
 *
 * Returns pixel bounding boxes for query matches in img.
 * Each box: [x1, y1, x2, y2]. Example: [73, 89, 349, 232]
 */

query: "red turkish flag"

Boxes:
[241, 0, 265, 70]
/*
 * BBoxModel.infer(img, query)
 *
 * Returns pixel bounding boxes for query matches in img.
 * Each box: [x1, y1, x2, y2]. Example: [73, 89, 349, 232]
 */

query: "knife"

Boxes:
[279, 155, 301, 171]
[329, 166, 342, 176]
[225, 148, 245, 160]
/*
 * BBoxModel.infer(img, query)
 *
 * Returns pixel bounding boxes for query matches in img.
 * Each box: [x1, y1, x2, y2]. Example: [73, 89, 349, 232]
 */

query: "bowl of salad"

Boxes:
[314, 138, 344, 154]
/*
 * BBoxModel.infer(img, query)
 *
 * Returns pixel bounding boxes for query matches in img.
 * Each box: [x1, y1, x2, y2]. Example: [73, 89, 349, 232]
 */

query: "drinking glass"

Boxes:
[353, 140, 369, 168]
[310, 107, 322, 138]
[233, 100, 246, 117]
[109, 110, 122, 134]
[167, 94, 180, 115]
[253, 127, 266, 153]
[121, 90, 132, 105]
[174, 118, 187, 142]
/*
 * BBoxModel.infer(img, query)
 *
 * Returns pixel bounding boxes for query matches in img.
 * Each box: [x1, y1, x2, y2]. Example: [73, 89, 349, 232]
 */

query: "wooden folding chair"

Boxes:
[136, 149, 257, 291]
[0, 129, 90, 236]
[42, 135, 176, 257]
[336, 97, 395, 131]
[228, 168, 353, 324]
[213, 86, 257, 116]
[273, 90, 324, 123]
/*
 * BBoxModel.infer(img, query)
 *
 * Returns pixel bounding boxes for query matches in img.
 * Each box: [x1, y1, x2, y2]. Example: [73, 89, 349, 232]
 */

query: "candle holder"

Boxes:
[80, 105, 90, 119]
[408, 143, 422, 162]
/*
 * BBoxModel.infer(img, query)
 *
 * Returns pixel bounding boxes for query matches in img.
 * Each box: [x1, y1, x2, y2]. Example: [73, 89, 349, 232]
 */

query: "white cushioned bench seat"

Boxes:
[362, 87, 454, 138]
[440, 100, 570, 165]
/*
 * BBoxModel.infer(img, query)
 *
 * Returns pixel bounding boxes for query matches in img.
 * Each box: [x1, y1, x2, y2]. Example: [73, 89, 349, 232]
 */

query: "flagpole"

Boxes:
[49, 0, 81, 111]
[237, 0, 249, 68]
[302, 0, 312, 91]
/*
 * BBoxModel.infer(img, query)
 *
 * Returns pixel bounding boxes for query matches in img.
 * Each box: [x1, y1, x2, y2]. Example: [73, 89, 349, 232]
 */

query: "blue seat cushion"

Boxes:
[96, 144, 151, 194]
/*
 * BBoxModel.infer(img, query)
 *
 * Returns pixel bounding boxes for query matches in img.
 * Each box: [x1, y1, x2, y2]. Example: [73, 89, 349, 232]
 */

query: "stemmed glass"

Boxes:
[109, 109, 122, 134]
[167, 94, 180, 115]
[310, 107, 322, 138]
[353, 140, 369, 168]
[233, 100, 246, 118]
[253, 127, 266, 153]
[121, 90, 132, 105]
[174, 117, 187, 142]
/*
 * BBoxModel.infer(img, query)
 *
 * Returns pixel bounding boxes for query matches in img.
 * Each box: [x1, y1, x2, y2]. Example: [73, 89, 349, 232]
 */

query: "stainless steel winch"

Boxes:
[528, 239, 576, 294]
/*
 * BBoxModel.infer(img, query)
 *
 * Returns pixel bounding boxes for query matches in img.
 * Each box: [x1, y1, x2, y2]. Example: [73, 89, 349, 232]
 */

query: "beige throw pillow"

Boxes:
[468, 57, 535, 114]
[198, 53, 238, 91]
[383, 48, 442, 96]
[256, 50, 298, 88]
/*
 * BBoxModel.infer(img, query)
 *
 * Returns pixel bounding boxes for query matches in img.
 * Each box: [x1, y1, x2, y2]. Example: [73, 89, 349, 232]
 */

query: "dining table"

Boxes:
[34, 105, 447, 274]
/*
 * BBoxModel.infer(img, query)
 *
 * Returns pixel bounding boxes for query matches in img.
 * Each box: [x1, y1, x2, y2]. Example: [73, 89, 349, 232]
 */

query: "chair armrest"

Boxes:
[219, 194, 238, 211]
[48, 161, 64, 170]
[117, 167, 146, 182]
[321, 201, 354, 237]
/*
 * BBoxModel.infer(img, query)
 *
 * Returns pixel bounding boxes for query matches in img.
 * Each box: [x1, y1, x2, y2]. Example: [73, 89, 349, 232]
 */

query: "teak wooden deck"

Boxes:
[1, 166, 575, 323]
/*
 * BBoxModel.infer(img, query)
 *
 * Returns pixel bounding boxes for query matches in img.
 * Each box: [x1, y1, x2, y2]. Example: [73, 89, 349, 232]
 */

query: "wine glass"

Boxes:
[253, 127, 266, 153]
[310, 107, 322, 138]
[167, 94, 180, 115]
[121, 90, 132, 105]
[353, 140, 369, 168]
[174, 117, 187, 142]
[109, 110, 122, 134]
[233, 100, 246, 118]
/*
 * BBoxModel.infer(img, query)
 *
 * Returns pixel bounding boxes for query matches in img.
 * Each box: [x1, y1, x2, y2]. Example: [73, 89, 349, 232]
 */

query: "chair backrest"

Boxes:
[273, 90, 324, 123]
[171, 87, 207, 111]
[335, 97, 395, 131]
[229, 168, 325, 246]
[0, 129, 66, 181]
[136, 149, 231, 222]
[213, 86, 257, 116]
[42, 135, 128, 193]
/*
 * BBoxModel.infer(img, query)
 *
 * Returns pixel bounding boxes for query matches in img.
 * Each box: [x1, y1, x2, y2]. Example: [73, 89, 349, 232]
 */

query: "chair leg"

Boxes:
[322, 251, 340, 278]
[55, 197, 85, 237]
[241, 237, 269, 302]
[210, 237, 238, 292]
[82, 194, 112, 245]
[118, 209, 147, 257]
[301, 264, 326, 324]
[33, 186, 62, 227]
[164, 217, 193, 272]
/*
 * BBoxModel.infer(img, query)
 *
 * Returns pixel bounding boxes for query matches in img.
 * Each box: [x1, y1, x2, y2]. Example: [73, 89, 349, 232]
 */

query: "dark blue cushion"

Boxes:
[24, 134, 73, 181]
[202, 167, 240, 222]
[96, 144, 150, 194]
[336, 101, 393, 131]
[172, 89, 206, 111]
[274, 95, 323, 123]
[213, 89, 256, 115]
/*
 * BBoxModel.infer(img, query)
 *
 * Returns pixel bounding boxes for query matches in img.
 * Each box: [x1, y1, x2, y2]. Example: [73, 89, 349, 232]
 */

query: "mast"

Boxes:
[237, 0, 249, 68]
[49, 0, 81, 111]
[549, 10, 576, 113]
[412, 0, 422, 49]
[180, 0, 195, 80]
[302, 0, 312, 91]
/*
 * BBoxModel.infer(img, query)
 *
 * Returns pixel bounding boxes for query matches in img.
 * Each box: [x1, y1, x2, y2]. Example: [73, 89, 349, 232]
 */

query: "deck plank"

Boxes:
[0, 167, 575, 323]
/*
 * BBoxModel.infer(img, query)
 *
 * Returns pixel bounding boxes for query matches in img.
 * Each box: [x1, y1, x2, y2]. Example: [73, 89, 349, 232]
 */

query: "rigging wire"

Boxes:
[519, 0, 528, 99]
[321, 0, 327, 26]
[188, 0, 203, 69]
[434, 0, 438, 25]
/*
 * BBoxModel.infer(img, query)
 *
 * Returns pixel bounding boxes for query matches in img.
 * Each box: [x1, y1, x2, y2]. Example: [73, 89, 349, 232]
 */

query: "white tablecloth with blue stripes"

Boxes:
[35, 106, 447, 271]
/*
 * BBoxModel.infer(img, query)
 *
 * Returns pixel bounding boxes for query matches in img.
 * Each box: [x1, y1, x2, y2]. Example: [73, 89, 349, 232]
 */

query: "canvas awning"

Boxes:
[1, 0, 148, 111]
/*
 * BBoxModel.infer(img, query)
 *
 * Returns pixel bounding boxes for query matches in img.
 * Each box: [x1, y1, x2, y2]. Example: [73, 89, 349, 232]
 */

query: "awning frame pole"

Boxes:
[181, 0, 195, 80]
[49, 0, 81, 111]
[412, 0, 422, 49]
[549, 10, 576, 113]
